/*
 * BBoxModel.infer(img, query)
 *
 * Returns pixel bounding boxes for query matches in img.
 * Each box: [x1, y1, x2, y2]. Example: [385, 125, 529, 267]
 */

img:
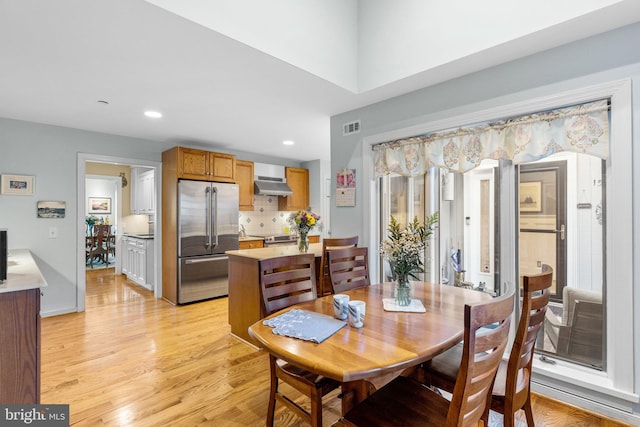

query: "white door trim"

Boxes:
[77, 153, 162, 312]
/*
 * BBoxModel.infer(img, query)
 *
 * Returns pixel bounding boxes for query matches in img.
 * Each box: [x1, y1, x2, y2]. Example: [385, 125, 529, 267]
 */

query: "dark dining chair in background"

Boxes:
[420, 269, 552, 427]
[86, 224, 112, 268]
[327, 246, 370, 294]
[317, 236, 358, 296]
[258, 253, 340, 427]
[333, 284, 515, 426]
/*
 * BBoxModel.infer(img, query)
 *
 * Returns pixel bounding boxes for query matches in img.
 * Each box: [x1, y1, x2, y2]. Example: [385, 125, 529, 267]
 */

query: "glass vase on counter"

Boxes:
[298, 232, 309, 253]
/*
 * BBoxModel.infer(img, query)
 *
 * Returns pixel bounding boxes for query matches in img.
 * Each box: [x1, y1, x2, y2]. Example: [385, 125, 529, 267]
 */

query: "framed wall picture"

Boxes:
[1, 174, 35, 195]
[519, 181, 542, 213]
[37, 201, 66, 218]
[88, 197, 111, 214]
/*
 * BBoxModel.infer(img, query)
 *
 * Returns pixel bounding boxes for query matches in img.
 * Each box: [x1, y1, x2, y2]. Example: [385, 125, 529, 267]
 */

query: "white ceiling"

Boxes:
[1, 0, 639, 162]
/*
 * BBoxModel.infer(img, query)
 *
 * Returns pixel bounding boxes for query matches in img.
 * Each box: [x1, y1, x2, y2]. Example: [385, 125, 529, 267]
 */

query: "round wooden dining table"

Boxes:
[248, 281, 492, 413]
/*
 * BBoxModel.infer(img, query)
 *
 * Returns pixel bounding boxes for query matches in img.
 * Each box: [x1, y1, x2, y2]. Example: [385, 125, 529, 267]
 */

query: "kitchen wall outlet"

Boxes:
[49, 227, 58, 238]
[537, 260, 541, 267]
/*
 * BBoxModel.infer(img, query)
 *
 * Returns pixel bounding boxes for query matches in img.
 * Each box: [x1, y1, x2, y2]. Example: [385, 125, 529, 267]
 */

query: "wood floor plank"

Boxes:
[40, 269, 632, 426]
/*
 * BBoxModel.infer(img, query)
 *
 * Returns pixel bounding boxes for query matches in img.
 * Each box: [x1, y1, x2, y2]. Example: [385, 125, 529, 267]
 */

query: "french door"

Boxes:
[518, 161, 567, 302]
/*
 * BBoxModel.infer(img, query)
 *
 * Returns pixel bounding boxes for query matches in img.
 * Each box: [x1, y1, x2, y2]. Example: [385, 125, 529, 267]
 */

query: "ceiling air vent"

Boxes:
[343, 120, 361, 136]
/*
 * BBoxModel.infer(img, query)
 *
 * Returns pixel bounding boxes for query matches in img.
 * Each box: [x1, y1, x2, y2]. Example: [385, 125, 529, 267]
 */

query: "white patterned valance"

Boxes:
[373, 99, 609, 177]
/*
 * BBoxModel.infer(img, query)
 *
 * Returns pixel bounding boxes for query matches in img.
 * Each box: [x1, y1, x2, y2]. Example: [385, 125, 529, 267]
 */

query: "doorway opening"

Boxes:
[76, 153, 162, 312]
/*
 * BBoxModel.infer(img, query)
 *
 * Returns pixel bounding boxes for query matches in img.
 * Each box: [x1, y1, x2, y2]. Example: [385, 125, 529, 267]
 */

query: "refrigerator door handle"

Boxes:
[185, 256, 228, 264]
[205, 186, 212, 249]
[211, 187, 219, 248]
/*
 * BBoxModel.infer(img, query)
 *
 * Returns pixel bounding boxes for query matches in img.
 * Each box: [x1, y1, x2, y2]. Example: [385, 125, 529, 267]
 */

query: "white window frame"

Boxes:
[361, 78, 637, 416]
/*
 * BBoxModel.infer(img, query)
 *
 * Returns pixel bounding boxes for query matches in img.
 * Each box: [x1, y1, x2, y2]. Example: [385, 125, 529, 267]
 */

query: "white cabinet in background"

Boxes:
[131, 168, 155, 215]
[121, 236, 154, 290]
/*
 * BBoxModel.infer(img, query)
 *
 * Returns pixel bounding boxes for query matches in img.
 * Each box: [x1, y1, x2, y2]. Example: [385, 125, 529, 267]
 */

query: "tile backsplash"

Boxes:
[239, 195, 294, 236]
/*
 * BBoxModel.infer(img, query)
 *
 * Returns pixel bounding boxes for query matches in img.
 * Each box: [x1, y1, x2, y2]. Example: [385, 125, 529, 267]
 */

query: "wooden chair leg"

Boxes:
[267, 356, 278, 427]
[310, 388, 322, 427]
[503, 402, 515, 427]
[524, 395, 535, 426]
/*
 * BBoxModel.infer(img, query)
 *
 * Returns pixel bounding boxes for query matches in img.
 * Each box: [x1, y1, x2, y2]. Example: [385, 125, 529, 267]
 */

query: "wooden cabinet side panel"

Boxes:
[236, 160, 254, 211]
[228, 255, 261, 344]
[0, 289, 39, 404]
[162, 148, 178, 304]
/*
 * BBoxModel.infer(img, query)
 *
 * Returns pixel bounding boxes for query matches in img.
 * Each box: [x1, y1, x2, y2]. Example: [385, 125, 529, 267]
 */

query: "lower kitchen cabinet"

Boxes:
[122, 236, 154, 290]
[0, 288, 41, 404]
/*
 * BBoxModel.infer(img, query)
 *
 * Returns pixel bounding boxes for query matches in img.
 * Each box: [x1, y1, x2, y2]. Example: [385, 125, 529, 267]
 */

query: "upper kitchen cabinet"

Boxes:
[130, 167, 155, 214]
[278, 167, 309, 211]
[175, 147, 236, 182]
[236, 160, 254, 211]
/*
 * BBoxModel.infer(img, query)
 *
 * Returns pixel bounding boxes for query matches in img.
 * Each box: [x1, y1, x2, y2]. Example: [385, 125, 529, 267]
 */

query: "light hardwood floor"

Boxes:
[40, 269, 632, 426]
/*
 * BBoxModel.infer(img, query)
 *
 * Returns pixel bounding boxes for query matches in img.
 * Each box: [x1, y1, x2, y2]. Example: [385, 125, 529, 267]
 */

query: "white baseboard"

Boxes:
[41, 307, 77, 317]
[532, 382, 640, 425]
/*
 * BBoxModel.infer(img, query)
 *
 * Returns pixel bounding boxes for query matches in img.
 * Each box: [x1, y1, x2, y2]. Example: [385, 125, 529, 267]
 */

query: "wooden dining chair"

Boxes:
[258, 254, 341, 427]
[420, 269, 552, 427]
[318, 236, 358, 296]
[333, 284, 514, 427]
[327, 246, 369, 294]
[93, 224, 112, 266]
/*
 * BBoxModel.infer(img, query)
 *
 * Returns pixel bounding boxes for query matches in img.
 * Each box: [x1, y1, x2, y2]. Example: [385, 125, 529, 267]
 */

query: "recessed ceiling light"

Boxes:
[144, 111, 163, 118]
[283, 140, 295, 146]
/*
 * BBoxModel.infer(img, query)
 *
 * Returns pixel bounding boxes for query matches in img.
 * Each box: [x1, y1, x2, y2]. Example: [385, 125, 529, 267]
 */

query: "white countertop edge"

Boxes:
[226, 243, 323, 260]
[0, 249, 48, 293]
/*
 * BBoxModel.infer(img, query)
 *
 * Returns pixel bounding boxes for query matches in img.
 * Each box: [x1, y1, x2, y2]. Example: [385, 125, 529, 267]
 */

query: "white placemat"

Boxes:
[263, 309, 346, 343]
[382, 298, 426, 313]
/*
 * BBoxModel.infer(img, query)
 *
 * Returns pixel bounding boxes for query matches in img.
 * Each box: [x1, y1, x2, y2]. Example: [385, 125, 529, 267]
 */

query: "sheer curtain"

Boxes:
[373, 99, 609, 177]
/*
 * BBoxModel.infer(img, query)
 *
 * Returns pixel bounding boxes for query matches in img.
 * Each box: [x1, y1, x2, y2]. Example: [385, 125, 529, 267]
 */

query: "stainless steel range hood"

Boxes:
[253, 163, 292, 197]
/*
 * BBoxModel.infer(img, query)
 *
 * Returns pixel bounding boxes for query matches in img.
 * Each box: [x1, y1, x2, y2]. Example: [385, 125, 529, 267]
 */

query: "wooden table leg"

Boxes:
[340, 370, 407, 414]
[340, 380, 376, 415]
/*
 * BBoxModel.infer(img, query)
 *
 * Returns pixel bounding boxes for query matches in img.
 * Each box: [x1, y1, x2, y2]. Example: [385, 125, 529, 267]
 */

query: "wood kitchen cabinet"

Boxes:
[239, 238, 263, 249]
[278, 166, 309, 211]
[308, 235, 320, 244]
[130, 167, 155, 214]
[236, 160, 254, 211]
[0, 289, 41, 404]
[175, 147, 236, 182]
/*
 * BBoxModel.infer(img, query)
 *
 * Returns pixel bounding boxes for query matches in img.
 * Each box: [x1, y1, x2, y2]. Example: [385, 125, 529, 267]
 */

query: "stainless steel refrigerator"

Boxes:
[178, 180, 239, 303]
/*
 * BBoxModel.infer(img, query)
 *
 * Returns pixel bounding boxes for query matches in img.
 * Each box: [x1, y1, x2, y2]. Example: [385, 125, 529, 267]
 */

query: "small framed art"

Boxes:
[1, 174, 35, 196]
[88, 197, 111, 214]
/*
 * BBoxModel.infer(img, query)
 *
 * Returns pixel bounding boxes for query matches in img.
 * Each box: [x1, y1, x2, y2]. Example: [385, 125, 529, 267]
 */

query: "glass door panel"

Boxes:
[380, 174, 429, 282]
[519, 162, 565, 301]
[520, 154, 606, 370]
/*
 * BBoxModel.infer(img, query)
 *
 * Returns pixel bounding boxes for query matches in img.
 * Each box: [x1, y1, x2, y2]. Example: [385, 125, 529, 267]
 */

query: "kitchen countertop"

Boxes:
[226, 243, 322, 261]
[239, 236, 264, 242]
[0, 249, 48, 293]
[123, 233, 155, 239]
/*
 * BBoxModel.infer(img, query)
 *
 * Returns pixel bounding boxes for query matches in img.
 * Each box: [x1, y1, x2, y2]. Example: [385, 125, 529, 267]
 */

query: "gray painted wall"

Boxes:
[330, 22, 640, 238]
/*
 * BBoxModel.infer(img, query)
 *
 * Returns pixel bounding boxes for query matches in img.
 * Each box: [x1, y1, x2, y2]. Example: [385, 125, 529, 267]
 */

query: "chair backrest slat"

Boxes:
[319, 236, 358, 295]
[327, 247, 370, 294]
[259, 254, 317, 316]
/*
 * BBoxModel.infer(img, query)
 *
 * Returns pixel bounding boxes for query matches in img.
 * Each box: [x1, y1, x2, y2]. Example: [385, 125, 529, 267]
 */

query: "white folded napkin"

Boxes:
[382, 298, 426, 313]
